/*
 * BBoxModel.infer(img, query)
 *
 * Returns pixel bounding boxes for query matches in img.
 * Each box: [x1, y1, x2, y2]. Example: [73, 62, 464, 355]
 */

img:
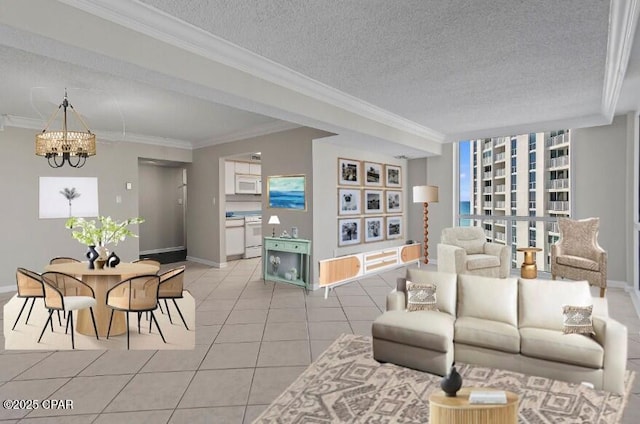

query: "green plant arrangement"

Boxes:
[65, 216, 145, 247]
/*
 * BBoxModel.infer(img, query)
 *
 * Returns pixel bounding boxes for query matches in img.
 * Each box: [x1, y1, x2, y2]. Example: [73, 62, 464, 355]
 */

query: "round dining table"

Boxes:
[45, 261, 160, 337]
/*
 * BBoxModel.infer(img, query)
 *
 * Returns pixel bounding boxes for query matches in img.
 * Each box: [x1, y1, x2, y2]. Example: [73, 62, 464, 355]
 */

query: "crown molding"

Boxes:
[193, 121, 301, 149]
[2, 114, 192, 149]
[58, 0, 445, 144]
[602, 0, 640, 120]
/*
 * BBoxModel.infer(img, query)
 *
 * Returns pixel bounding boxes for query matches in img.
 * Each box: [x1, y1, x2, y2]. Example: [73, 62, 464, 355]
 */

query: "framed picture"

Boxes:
[338, 218, 361, 246]
[386, 216, 403, 239]
[267, 175, 306, 210]
[338, 158, 361, 186]
[385, 164, 402, 187]
[386, 190, 402, 213]
[364, 190, 383, 214]
[338, 188, 362, 215]
[363, 161, 383, 187]
[39, 177, 99, 219]
[364, 216, 384, 243]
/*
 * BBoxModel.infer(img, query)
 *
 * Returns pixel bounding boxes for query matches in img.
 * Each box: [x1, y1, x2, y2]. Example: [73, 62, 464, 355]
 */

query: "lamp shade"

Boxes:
[268, 215, 280, 225]
[413, 185, 439, 203]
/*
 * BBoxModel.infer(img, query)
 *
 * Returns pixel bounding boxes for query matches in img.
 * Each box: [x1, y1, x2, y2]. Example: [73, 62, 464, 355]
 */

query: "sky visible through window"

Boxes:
[459, 140, 470, 203]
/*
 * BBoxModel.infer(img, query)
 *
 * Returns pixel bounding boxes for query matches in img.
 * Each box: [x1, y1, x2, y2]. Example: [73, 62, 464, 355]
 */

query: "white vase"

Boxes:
[97, 245, 109, 260]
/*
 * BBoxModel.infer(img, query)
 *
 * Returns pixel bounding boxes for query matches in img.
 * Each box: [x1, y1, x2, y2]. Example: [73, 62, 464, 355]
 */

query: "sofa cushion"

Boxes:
[466, 254, 500, 270]
[518, 279, 592, 331]
[563, 305, 595, 335]
[556, 255, 600, 271]
[404, 269, 457, 316]
[406, 282, 438, 311]
[372, 310, 454, 352]
[455, 316, 520, 353]
[520, 327, 604, 369]
[458, 274, 518, 327]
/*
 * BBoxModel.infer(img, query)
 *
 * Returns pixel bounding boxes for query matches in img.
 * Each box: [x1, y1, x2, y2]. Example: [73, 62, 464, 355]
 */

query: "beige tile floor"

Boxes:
[0, 258, 637, 423]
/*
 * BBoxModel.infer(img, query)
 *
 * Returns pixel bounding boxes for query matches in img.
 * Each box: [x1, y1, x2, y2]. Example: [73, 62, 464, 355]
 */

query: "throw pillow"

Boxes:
[562, 304, 595, 335]
[407, 281, 438, 312]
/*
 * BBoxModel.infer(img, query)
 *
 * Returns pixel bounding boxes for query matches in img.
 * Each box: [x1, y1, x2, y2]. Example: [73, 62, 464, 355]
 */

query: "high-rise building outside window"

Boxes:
[457, 130, 572, 272]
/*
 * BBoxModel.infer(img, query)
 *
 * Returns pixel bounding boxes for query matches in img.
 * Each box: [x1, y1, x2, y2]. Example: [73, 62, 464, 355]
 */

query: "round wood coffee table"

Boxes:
[45, 261, 159, 337]
[429, 388, 519, 424]
[516, 247, 543, 279]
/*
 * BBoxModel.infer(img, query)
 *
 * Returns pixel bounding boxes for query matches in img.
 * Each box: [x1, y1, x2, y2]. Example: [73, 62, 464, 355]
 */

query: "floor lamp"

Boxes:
[412, 185, 439, 264]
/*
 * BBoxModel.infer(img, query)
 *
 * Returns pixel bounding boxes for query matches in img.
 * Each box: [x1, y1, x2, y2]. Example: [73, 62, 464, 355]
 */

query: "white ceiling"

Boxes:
[0, 0, 638, 157]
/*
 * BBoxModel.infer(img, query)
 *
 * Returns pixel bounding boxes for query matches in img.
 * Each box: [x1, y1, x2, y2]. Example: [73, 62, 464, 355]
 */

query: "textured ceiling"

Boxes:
[0, 0, 638, 156]
[139, 0, 611, 139]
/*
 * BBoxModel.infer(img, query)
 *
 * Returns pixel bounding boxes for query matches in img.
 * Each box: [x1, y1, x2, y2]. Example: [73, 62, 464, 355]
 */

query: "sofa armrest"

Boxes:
[592, 316, 627, 394]
[437, 243, 466, 274]
[485, 242, 510, 278]
[386, 289, 406, 311]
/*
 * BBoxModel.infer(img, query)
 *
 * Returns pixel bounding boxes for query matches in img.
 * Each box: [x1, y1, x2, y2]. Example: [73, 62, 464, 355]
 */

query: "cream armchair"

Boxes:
[551, 217, 607, 297]
[437, 227, 510, 278]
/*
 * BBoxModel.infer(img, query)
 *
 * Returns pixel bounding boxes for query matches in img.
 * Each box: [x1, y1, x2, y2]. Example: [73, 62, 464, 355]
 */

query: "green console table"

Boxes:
[263, 237, 311, 290]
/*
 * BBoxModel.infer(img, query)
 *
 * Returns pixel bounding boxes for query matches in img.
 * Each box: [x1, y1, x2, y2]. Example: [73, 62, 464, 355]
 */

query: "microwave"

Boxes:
[235, 174, 261, 194]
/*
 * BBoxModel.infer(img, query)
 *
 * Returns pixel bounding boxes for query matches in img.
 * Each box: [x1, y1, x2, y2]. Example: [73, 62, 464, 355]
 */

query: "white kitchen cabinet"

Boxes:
[249, 163, 261, 176]
[235, 162, 250, 174]
[225, 161, 236, 195]
[225, 219, 245, 256]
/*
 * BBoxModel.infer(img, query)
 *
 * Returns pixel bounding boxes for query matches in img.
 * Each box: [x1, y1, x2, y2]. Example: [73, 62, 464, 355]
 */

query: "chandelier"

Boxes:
[35, 90, 96, 168]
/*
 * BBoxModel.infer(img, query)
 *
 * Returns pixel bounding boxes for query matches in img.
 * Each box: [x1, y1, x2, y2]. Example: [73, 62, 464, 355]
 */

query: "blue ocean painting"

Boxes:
[269, 176, 306, 210]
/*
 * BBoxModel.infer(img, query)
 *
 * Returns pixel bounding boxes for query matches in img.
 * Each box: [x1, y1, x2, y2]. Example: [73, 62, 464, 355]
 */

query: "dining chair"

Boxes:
[38, 272, 99, 349]
[132, 258, 161, 269]
[49, 257, 81, 265]
[13, 268, 46, 330]
[158, 266, 189, 330]
[106, 274, 166, 349]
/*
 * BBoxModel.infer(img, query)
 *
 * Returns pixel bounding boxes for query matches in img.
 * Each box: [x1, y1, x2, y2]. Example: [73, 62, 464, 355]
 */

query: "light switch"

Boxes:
[125, 182, 132, 190]
[178, 198, 183, 205]
[116, 195, 122, 204]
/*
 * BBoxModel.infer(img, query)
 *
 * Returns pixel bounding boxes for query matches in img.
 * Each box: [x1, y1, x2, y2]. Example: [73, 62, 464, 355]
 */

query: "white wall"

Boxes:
[0, 126, 192, 290]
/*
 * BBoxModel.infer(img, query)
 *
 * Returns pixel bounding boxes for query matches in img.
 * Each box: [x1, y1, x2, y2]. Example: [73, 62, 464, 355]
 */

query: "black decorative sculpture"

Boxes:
[440, 363, 463, 397]
[106, 251, 120, 268]
[86, 245, 99, 270]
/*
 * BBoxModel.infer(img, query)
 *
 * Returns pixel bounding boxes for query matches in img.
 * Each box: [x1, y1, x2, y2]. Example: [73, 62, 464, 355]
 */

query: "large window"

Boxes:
[457, 131, 572, 273]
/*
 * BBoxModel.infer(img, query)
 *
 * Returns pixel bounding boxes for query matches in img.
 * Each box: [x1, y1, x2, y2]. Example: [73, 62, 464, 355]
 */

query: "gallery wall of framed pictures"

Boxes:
[337, 158, 404, 247]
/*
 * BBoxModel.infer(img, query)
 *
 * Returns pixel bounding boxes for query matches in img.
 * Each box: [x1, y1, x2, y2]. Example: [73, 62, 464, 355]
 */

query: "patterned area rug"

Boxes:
[253, 334, 635, 423]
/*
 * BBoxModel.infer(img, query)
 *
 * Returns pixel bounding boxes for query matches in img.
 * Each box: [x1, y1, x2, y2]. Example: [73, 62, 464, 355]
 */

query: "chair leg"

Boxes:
[38, 310, 54, 343]
[89, 308, 99, 340]
[25, 297, 37, 325]
[69, 310, 75, 350]
[57, 310, 62, 327]
[138, 312, 142, 334]
[158, 301, 164, 314]
[150, 311, 166, 344]
[600, 287, 606, 298]
[65, 312, 71, 334]
[551, 274, 556, 280]
[126, 312, 130, 350]
[164, 299, 173, 324]
[11, 298, 29, 330]
[107, 309, 114, 340]
[172, 299, 189, 331]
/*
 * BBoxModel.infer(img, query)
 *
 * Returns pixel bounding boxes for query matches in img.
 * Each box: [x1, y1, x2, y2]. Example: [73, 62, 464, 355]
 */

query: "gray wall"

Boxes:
[311, 138, 408, 285]
[572, 115, 630, 282]
[426, 143, 455, 263]
[0, 126, 192, 290]
[186, 127, 332, 267]
[407, 158, 428, 248]
[138, 163, 186, 252]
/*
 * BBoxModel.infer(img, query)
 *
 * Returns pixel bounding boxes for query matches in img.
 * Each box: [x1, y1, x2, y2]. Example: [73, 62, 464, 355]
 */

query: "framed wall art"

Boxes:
[338, 218, 361, 246]
[39, 176, 99, 219]
[386, 216, 403, 239]
[386, 190, 402, 213]
[364, 216, 384, 243]
[363, 161, 383, 187]
[385, 164, 402, 188]
[267, 175, 306, 210]
[338, 188, 362, 215]
[364, 190, 383, 214]
[338, 158, 361, 186]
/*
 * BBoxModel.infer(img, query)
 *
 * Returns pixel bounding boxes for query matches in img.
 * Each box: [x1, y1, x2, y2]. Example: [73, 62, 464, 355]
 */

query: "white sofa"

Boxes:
[371, 268, 627, 394]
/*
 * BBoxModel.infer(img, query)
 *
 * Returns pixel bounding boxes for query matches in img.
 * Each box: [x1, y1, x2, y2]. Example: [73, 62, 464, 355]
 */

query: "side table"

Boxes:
[429, 388, 519, 424]
[516, 247, 542, 279]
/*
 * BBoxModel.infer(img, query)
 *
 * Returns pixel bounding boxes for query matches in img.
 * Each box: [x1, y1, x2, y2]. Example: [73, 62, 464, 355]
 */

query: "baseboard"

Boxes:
[608, 279, 629, 289]
[140, 246, 186, 255]
[626, 286, 640, 319]
[186, 256, 227, 268]
[0, 285, 16, 294]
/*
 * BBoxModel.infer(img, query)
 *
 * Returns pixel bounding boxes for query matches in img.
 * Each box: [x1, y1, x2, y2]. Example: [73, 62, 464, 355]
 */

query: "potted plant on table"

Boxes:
[65, 216, 144, 269]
